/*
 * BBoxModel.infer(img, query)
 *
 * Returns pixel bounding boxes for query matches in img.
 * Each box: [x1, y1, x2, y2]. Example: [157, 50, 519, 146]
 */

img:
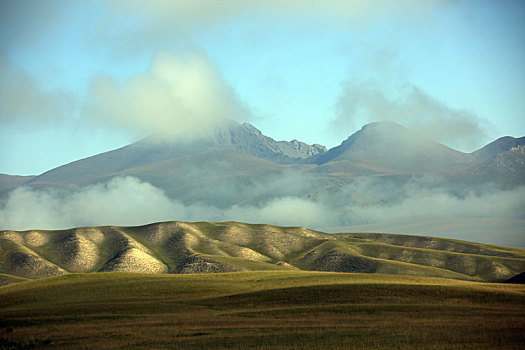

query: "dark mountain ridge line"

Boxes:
[1, 220, 523, 282]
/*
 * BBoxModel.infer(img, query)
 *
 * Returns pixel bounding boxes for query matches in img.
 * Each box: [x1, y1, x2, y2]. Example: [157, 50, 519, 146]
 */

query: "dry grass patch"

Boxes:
[0, 271, 524, 349]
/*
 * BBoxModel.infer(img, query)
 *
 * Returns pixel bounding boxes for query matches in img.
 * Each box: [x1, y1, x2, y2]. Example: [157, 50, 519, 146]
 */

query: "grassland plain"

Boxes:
[0, 271, 524, 349]
[1, 221, 524, 282]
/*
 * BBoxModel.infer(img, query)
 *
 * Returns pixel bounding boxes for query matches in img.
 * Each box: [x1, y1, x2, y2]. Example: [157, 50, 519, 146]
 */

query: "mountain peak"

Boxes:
[311, 121, 475, 173]
[240, 122, 263, 136]
[472, 136, 525, 160]
[361, 120, 406, 130]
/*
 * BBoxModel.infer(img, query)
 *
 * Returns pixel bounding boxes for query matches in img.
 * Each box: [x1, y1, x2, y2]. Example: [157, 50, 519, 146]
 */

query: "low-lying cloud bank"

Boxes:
[0, 177, 334, 230]
[1, 177, 524, 244]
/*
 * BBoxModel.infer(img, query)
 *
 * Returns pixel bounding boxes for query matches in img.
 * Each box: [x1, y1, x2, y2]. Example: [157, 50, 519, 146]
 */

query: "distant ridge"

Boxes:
[5, 121, 523, 196]
[1, 221, 524, 282]
[472, 136, 525, 160]
[0, 173, 35, 193]
[26, 120, 325, 188]
[311, 121, 475, 173]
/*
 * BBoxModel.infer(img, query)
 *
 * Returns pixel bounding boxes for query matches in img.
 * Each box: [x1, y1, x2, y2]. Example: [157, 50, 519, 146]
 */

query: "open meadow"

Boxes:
[0, 271, 524, 349]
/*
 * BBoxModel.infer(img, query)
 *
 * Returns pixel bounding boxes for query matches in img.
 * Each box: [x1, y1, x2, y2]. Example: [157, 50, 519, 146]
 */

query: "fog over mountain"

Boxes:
[0, 121, 524, 247]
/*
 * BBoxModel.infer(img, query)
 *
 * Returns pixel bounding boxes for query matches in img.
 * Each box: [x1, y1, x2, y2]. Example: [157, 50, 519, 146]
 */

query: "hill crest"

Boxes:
[1, 220, 523, 282]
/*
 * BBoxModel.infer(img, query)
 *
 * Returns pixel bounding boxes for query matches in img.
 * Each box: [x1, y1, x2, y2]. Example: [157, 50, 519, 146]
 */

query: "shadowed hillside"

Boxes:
[1, 221, 523, 282]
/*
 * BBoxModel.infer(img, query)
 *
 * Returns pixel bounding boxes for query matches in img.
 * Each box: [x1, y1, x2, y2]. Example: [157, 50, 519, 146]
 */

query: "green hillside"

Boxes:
[1, 221, 523, 282]
[0, 271, 523, 349]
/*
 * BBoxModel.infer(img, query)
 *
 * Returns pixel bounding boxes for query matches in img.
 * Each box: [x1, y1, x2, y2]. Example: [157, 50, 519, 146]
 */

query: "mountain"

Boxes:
[27, 121, 325, 189]
[0, 174, 35, 193]
[311, 122, 476, 174]
[472, 136, 525, 160]
[1, 221, 523, 282]
[451, 144, 525, 189]
[21, 121, 523, 194]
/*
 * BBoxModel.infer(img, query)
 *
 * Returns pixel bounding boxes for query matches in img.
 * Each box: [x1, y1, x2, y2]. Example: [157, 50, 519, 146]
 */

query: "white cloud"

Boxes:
[1, 176, 523, 246]
[334, 80, 490, 151]
[350, 184, 525, 223]
[84, 50, 248, 138]
[0, 176, 333, 230]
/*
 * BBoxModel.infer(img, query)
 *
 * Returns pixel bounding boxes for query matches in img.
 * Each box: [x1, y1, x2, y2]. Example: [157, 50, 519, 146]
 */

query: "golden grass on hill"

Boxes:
[1, 221, 524, 282]
[0, 271, 524, 349]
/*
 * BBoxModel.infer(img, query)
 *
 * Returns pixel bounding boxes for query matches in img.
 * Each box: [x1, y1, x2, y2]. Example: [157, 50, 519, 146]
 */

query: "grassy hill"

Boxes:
[325, 217, 525, 247]
[1, 221, 523, 282]
[0, 271, 523, 349]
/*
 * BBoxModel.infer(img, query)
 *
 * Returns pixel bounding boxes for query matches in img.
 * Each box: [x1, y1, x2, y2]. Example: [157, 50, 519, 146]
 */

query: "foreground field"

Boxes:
[0, 271, 524, 349]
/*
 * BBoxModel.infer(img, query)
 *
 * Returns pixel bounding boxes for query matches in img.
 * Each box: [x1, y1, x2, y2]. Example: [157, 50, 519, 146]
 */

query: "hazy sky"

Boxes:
[1, 0, 524, 175]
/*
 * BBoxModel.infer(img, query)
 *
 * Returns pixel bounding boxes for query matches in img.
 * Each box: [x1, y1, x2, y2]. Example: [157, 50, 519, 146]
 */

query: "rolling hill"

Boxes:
[1, 221, 523, 282]
[1, 271, 524, 349]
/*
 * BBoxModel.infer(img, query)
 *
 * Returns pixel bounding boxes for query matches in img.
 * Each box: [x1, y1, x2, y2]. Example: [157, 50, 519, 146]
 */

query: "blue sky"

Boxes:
[1, 0, 524, 175]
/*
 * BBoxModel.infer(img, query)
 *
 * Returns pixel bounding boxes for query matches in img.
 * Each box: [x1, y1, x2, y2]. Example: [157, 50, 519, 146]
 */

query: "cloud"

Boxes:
[0, 54, 76, 126]
[346, 180, 525, 224]
[333, 79, 490, 151]
[1, 175, 523, 245]
[0, 177, 184, 229]
[0, 176, 332, 231]
[227, 197, 335, 228]
[84, 50, 248, 137]
[100, 0, 450, 54]
[107, 0, 447, 28]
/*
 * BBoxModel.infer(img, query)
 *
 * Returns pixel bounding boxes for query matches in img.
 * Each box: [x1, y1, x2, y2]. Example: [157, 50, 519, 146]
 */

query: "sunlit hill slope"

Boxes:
[1, 221, 523, 282]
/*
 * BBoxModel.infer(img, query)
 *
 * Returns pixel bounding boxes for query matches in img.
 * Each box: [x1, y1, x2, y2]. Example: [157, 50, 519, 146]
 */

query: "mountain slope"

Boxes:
[28, 121, 325, 188]
[311, 121, 476, 174]
[1, 221, 523, 282]
[0, 174, 34, 193]
[453, 145, 525, 188]
[472, 136, 525, 160]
